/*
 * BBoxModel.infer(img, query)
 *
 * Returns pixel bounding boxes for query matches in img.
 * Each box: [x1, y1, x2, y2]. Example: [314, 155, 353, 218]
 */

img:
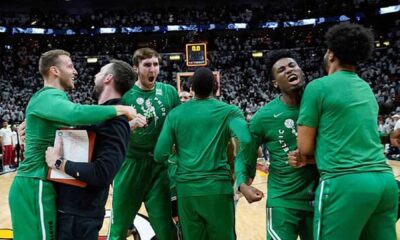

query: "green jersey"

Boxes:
[298, 71, 391, 180]
[243, 97, 318, 211]
[18, 87, 117, 179]
[122, 82, 180, 158]
[154, 98, 251, 197]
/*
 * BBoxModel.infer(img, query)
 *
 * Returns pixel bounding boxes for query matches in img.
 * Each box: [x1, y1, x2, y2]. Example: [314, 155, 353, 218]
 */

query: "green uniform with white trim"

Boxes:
[236, 96, 318, 240]
[168, 154, 178, 200]
[154, 98, 251, 240]
[9, 87, 117, 240]
[298, 71, 398, 240]
[109, 82, 180, 240]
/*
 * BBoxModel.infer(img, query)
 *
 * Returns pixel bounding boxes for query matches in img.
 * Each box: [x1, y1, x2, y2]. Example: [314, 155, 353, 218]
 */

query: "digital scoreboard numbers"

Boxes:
[185, 43, 207, 67]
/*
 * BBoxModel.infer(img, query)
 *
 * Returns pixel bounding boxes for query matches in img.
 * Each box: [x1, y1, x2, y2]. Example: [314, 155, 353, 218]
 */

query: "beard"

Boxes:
[92, 84, 104, 102]
[60, 77, 74, 91]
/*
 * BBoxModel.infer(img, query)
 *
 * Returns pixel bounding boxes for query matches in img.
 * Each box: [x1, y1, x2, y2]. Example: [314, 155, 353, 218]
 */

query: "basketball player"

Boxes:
[109, 48, 180, 240]
[170, 90, 192, 223]
[8, 49, 137, 240]
[154, 67, 261, 240]
[44, 60, 144, 240]
[236, 50, 318, 240]
[297, 23, 398, 239]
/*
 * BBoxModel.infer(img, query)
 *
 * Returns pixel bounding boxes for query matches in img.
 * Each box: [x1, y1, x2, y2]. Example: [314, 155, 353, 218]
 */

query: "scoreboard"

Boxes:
[185, 43, 207, 67]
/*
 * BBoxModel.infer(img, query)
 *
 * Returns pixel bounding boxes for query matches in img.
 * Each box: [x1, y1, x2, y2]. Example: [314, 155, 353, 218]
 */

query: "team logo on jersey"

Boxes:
[284, 119, 294, 129]
[136, 97, 144, 105]
[140, 99, 159, 125]
[278, 118, 297, 153]
[284, 118, 297, 136]
[156, 88, 163, 95]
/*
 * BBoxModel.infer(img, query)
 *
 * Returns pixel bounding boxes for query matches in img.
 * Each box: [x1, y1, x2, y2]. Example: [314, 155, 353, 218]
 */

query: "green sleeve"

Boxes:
[298, 81, 321, 127]
[234, 115, 263, 188]
[228, 107, 253, 187]
[154, 115, 175, 163]
[31, 89, 117, 126]
[171, 86, 181, 108]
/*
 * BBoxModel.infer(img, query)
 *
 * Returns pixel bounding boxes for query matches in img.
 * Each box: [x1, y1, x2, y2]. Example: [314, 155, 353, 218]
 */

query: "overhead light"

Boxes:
[31, 20, 37, 25]
[169, 55, 181, 61]
[252, 52, 263, 58]
[87, 57, 98, 63]
[383, 41, 390, 46]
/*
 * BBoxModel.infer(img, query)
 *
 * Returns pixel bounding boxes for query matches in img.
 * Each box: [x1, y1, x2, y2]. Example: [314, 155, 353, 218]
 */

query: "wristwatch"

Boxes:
[54, 157, 64, 170]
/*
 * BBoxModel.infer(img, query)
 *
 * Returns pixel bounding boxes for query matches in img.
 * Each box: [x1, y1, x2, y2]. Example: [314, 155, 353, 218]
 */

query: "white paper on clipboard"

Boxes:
[49, 129, 90, 179]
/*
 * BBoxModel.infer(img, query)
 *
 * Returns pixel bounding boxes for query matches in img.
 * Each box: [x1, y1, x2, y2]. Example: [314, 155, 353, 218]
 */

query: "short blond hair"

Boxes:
[38, 49, 70, 77]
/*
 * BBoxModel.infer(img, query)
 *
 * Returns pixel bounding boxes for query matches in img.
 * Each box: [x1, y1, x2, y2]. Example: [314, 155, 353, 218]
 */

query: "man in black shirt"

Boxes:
[45, 60, 147, 240]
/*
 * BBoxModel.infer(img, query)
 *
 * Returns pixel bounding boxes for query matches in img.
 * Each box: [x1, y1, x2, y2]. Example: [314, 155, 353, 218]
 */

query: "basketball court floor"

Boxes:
[1, 161, 400, 239]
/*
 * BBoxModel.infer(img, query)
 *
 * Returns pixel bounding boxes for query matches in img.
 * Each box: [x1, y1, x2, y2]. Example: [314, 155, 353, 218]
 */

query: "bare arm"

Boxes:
[297, 125, 317, 163]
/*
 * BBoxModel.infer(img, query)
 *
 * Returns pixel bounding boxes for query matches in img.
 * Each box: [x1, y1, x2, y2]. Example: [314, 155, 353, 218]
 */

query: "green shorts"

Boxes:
[178, 194, 235, 240]
[109, 157, 177, 240]
[9, 176, 57, 240]
[267, 207, 313, 240]
[314, 172, 398, 240]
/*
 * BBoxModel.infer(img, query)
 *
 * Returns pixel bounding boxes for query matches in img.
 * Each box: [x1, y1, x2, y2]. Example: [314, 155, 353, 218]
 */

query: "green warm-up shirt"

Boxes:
[298, 70, 391, 180]
[122, 82, 180, 159]
[236, 97, 318, 211]
[154, 98, 251, 197]
[18, 87, 117, 179]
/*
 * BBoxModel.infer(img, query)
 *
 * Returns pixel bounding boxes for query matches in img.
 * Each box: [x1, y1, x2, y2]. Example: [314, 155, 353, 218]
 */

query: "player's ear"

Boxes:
[272, 79, 278, 89]
[104, 73, 113, 84]
[327, 49, 335, 63]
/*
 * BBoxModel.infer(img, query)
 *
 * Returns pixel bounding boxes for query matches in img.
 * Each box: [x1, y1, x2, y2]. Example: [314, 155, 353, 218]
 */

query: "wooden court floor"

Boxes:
[1, 161, 400, 239]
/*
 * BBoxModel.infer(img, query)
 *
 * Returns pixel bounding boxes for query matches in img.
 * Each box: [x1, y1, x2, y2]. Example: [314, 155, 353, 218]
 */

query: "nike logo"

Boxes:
[274, 112, 283, 118]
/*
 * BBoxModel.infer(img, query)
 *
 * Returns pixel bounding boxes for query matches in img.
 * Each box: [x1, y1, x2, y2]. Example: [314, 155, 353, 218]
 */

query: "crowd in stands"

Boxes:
[0, 0, 398, 29]
[1, 35, 399, 126]
[0, 1, 399, 140]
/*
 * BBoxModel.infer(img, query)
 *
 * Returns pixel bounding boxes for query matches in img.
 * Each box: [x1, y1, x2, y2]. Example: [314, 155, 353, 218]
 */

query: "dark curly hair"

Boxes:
[267, 50, 294, 81]
[325, 22, 374, 65]
[191, 67, 216, 98]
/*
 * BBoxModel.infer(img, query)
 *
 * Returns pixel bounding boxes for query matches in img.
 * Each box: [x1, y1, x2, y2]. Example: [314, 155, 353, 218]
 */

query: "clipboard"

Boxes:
[47, 129, 96, 188]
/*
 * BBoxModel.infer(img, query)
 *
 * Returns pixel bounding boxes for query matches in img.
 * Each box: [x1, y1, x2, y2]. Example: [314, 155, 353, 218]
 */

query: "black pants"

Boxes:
[57, 212, 103, 240]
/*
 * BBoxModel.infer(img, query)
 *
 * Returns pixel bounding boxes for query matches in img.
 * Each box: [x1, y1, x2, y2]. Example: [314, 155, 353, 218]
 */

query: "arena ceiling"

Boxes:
[0, 0, 267, 12]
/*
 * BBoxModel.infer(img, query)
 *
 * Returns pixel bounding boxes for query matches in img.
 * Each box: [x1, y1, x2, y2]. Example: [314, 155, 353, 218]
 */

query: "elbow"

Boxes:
[239, 135, 252, 146]
[154, 154, 165, 163]
[154, 146, 169, 163]
[90, 176, 112, 188]
[90, 167, 116, 187]
[98, 179, 112, 188]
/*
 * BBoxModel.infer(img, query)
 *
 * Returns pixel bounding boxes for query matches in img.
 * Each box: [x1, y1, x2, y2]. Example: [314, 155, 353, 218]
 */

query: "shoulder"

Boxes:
[228, 103, 242, 114]
[307, 76, 327, 88]
[121, 87, 136, 100]
[158, 82, 177, 93]
[214, 100, 241, 113]
[303, 76, 329, 96]
[166, 103, 183, 118]
[28, 88, 67, 109]
[253, 102, 275, 120]
[44, 88, 66, 96]
[36, 88, 67, 99]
